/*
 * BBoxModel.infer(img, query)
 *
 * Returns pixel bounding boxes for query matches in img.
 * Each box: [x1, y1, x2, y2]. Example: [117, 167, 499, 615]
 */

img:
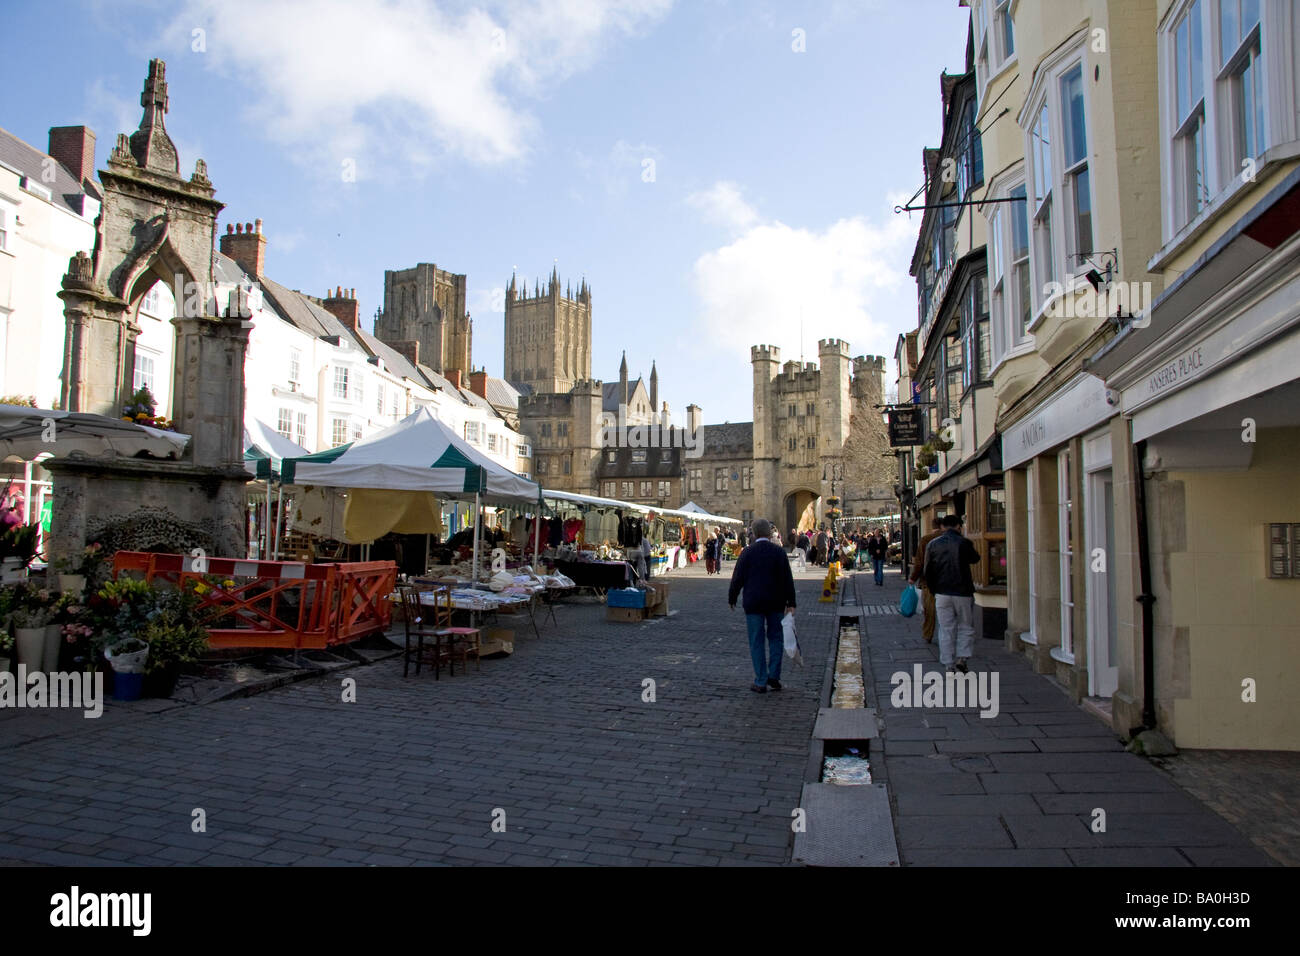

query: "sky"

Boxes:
[1, 0, 971, 424]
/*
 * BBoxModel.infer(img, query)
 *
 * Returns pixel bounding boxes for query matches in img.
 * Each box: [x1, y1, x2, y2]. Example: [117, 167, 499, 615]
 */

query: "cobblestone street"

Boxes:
[0, 570, 833, 867]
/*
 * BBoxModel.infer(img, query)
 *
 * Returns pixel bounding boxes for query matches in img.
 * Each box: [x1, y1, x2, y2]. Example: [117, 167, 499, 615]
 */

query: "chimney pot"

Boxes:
[235, 222, 243, 233]
[254, 218, 262, 234]
[226, 223, 233, 234]
[245, 222, 252, 233]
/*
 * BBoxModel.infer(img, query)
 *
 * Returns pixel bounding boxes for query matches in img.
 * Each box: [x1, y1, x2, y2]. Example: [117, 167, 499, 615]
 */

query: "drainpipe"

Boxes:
[1132, 438, 1156, 732]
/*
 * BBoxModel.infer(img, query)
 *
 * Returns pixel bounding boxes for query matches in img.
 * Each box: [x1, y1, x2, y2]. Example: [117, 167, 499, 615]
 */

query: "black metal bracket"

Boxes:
[894, 196, 1027, 214]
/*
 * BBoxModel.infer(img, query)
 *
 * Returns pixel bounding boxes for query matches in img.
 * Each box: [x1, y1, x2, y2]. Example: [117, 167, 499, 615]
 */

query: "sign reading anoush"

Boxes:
[887, 406, 925, 447]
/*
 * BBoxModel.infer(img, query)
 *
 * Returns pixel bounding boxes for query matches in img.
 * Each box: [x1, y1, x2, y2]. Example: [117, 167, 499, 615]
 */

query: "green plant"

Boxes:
[8, 585, 54, 628]
[0, 395, 37, 407]
[54, 542, 108, 586]
[139, 618, 208, 674]
[0, 522, 41, 567]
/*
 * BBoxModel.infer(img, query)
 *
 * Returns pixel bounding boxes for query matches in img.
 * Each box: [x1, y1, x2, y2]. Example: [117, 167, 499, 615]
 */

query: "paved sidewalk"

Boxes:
[0, 575, 831, 867]
[858, 569, 1274, 866]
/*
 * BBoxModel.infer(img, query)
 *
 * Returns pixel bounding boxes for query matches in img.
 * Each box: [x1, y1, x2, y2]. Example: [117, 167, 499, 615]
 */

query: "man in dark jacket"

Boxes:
[867, 531, 888, 586]
[922, 513, 980, 672]
[729, 518, 797, 694]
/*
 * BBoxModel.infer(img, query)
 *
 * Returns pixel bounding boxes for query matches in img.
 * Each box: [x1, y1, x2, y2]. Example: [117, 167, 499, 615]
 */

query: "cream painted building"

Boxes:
[1085, 0, 1300, 749]
[965, 0, 1300, 750]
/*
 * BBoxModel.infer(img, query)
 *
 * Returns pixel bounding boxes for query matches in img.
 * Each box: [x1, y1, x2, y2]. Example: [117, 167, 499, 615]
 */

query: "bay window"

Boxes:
[1161, 0, 1292, 240]
[1029, 102, 1056, 309]
[1174, 0, 1210, 225]
[1220, 0, 1264, 168]
[1061, 65, 1093, 258]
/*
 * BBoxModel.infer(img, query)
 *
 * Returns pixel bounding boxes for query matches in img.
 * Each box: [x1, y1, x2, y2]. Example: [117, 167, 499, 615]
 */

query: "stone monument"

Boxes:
[45, 59, 252, 562]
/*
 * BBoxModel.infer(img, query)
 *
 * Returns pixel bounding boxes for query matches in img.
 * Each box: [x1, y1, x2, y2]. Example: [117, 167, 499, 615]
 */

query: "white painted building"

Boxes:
[0, 126, 99, 408]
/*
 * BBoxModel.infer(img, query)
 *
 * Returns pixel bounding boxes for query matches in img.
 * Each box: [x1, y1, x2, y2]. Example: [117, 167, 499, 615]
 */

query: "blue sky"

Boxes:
[2, 0, 970, 424]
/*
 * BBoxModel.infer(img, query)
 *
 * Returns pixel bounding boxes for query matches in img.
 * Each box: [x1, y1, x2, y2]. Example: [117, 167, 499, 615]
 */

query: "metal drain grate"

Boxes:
[792, 783, 899, 867]
[859, 605, 899, 615]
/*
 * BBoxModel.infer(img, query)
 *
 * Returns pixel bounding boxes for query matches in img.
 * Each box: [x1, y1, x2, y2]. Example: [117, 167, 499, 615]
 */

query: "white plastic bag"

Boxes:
[782, 612, 797, 658]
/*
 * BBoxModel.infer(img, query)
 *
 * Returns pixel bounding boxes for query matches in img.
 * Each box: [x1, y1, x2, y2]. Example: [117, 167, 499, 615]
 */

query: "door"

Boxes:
[1086, 469, 1118, 697]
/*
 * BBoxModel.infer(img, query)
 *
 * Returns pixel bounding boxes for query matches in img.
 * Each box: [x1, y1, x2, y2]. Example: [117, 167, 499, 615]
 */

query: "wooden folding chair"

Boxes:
[398, 584, 450, 678]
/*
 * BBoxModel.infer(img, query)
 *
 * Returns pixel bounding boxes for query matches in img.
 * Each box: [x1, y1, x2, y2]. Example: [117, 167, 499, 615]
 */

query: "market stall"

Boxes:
[280, 407, 542, 584]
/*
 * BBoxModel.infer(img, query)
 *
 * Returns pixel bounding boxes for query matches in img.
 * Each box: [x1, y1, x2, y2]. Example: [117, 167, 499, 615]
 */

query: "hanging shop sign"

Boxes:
[888, 406, 925, 447]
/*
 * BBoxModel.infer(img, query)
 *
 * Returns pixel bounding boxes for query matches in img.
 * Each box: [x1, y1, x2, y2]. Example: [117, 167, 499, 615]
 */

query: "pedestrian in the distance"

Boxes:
[922, 513, 981, 672]
[729, 518, 797, 694]
[868, 530, 888, 586]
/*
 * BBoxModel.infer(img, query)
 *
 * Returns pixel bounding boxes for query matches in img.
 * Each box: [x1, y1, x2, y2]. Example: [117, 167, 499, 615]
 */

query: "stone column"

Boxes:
[171, 303, 252, 469]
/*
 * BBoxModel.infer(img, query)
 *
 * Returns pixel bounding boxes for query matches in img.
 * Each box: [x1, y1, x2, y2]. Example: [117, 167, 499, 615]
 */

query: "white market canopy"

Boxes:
[243, 416, 309, 479]
[543, 490, 742, 526]
[281, 406, 540, 506]
[0, 404, 189, 461]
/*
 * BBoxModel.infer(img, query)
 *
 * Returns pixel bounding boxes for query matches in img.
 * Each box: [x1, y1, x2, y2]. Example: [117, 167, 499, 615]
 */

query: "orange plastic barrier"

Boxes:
[110, 552, 396, 650]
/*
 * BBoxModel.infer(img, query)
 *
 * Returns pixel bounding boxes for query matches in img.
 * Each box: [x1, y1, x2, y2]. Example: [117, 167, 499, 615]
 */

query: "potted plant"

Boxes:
[104, 637, 148, 701]
[121, 386, 173, 431]
[10, 585, 54, 670]
[53, 542, 106, 598]
[915, 445, 939, 470]
[141, 583, 210, 697]
[0, 505, 40, 584]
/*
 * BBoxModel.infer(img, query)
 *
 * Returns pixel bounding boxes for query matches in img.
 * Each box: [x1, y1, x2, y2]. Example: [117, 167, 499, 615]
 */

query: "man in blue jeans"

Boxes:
[728, 518, 797, 694]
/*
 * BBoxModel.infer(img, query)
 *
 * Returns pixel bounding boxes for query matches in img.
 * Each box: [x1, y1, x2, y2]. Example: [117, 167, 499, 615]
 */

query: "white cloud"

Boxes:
[686, 181, 758, 231]
[689, 185, 916, 366]
[167, 0, 672, 175]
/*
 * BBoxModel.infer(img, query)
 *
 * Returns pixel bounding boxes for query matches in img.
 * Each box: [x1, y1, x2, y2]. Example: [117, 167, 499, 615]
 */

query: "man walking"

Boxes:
[729, 518, 797, 694]
[908, 516, 945, 643]
[868, 530, 887, 586]
[922, 513, 980, 672]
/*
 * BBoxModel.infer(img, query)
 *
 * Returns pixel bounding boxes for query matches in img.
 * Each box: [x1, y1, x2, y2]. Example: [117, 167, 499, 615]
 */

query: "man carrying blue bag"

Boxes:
[729, 518, 797, 694]
[922, 513, 981, 673]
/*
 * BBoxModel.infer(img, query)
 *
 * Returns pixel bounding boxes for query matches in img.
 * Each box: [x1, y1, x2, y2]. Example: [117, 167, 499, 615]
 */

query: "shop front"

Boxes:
[1001, 371, 1118, 701]
[1087, 171, 1300, 748]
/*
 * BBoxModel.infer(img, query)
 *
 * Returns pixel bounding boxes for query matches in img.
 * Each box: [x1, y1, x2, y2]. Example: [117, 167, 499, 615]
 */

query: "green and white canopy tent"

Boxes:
[243, 417, 310, 559]
[243, 416, 309, 480]
[279, 407, 541, 578]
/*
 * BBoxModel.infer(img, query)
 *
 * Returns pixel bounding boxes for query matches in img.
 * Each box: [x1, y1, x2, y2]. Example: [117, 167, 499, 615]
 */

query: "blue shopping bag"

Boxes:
[899, 584, 920, 618]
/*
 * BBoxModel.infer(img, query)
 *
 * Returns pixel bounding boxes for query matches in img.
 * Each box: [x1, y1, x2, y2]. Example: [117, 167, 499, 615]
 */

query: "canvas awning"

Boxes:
[282, 407, 539, 505]
[0, 405, 190, 461]
[243, 416, 309, 479]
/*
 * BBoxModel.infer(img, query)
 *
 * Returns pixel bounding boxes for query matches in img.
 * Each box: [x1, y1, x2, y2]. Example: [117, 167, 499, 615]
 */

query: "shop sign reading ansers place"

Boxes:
[1147, 345, 1204, 396]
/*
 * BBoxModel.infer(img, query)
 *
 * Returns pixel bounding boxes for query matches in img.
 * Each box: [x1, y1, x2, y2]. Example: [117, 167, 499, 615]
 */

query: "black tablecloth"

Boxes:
[554, 559, 631, 590]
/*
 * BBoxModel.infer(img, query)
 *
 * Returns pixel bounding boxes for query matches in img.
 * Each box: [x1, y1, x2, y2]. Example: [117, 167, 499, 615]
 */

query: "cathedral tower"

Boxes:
[374, 263, 471, 377]
[503, 267, 591, 395]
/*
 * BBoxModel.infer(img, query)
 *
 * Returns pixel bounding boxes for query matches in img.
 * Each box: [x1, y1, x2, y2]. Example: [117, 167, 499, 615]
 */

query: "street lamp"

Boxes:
[822, 461, 845, 538]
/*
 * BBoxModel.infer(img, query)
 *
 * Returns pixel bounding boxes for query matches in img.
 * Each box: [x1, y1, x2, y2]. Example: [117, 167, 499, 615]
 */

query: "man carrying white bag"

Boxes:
[728, 518, 798, 694]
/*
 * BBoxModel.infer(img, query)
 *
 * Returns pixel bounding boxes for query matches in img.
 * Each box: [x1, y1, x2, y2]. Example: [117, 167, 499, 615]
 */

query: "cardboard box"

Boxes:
[478, 627, 515, 657]
[606, 606, 648, 623]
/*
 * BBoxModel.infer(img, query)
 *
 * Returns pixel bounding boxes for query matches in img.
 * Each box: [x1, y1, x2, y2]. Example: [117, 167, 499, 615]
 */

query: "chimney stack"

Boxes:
[389, 340, 421, 367]
[48, 126, 97, 186]
[686, 403, 702, 435]
[469, 370, 489, 400]
[446, 369, 464, 390]
[219, 217, 267, 278]
[322, 285, 360, 331]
